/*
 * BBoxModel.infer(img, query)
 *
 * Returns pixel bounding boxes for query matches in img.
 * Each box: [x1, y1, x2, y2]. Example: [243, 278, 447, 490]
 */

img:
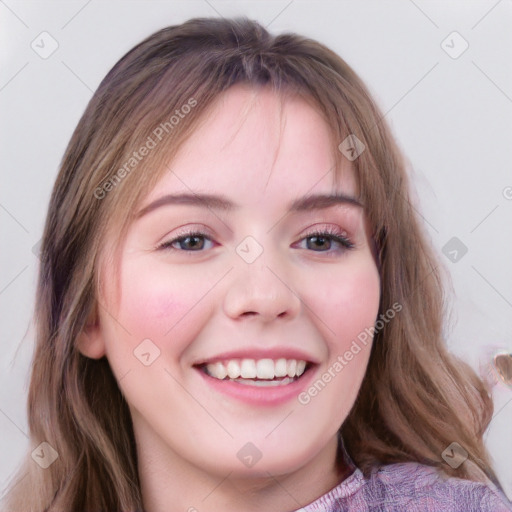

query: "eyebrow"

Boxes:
[136, 192, 363, 218]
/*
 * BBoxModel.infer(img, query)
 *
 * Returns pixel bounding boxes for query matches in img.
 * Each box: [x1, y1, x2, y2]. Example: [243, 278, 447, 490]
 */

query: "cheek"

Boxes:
[303, 260, 380, 349]
[115, 263, 208, 343]
[335, 271, 380, 325]
[298, 263, 380, 423]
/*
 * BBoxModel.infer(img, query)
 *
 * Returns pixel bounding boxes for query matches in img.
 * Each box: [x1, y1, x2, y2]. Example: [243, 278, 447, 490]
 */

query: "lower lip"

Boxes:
[195, 366, 317, 406]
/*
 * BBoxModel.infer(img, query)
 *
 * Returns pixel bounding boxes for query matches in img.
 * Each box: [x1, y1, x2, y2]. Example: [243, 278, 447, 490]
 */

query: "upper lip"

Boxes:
[192, 347, 320, 366]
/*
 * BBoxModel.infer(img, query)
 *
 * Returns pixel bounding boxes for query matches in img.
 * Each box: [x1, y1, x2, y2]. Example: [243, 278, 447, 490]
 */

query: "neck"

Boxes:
[136, 429, 350, 512]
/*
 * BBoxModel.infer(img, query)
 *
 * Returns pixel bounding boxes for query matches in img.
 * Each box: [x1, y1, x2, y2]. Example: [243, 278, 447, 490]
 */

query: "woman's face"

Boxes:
[87, 85, 380, 479]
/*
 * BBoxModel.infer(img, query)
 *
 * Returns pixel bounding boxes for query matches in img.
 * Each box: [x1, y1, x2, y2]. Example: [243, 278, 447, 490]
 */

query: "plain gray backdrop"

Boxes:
[1, 0, 511, 500]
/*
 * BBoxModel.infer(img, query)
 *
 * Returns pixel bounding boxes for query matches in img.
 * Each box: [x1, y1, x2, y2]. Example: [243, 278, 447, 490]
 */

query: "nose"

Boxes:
[222, 258, 301, 323]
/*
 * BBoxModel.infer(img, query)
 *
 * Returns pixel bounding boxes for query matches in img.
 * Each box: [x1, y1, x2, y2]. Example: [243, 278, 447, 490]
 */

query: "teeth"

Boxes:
[287, 359, 297, 378]
[275, 358, 287, 377]
[234, 377, 295, 387]
[241, 359, 257, 378]
[204, 358, 308, 381]
[212, 362, 227, 380]
[226, 360, 241, 379]
[256, 359, 274, 379]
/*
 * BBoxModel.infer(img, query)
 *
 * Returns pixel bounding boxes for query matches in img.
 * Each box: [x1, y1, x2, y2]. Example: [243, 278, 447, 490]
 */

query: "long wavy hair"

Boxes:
[2, 16, 501, 511]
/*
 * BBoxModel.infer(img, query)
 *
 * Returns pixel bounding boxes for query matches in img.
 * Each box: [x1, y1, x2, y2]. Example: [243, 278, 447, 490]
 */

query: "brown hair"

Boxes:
[2, 17, 500, 511]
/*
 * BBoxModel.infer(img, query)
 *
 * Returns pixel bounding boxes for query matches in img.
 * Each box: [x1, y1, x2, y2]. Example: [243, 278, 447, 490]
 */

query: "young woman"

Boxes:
[3, 17, 511, 512]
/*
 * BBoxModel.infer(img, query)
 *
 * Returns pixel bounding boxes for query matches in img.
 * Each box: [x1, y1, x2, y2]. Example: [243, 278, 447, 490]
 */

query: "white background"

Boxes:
[1, 0, 511, 501]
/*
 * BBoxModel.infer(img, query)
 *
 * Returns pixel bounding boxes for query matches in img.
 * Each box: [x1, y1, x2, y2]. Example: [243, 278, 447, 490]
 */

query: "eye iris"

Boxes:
[181, 236, 204, 250]
[307, 235, 331, 251]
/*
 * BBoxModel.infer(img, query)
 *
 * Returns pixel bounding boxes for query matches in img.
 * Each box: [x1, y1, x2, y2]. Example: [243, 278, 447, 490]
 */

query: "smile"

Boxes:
[193, 356, 317, 404]
[202, 358, 308, 386]
[192, 348, 318, 405]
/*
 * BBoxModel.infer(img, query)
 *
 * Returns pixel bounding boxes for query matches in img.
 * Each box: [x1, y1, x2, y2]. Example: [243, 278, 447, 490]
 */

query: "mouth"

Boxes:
[194, 358, 314, 387]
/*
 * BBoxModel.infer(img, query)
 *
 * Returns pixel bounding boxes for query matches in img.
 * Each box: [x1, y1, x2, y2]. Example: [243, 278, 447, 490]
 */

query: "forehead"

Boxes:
[142, 84, 357, 212]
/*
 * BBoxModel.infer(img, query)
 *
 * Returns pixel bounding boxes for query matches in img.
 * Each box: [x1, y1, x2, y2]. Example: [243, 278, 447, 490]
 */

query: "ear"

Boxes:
[76, 310, 106, 359]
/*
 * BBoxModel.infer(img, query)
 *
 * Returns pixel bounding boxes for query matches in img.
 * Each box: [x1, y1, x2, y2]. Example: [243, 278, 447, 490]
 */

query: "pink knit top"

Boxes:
[296, 443, 512, 511]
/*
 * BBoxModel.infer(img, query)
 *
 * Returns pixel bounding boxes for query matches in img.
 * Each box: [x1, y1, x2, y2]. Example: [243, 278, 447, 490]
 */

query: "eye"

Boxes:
[158, 230, 214, 252]
[297, 226, 354, 254]
[157, 226, 354, 254]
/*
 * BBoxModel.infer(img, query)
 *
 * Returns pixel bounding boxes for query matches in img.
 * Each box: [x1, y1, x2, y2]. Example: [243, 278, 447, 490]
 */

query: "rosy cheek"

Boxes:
[320, 269, 380, 340]
[144, 295, 189, 328]
[119, 270, 198, 338]
[339, 272, 379, 313]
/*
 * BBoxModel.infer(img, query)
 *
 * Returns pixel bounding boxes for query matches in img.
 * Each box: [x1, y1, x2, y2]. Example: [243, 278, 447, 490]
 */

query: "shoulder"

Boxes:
[305, 462, 512, 512]
[360, 462, 512, 512]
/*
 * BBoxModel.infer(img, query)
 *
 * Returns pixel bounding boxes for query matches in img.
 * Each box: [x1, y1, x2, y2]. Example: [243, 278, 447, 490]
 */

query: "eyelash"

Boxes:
[157, 225, 354, 255]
